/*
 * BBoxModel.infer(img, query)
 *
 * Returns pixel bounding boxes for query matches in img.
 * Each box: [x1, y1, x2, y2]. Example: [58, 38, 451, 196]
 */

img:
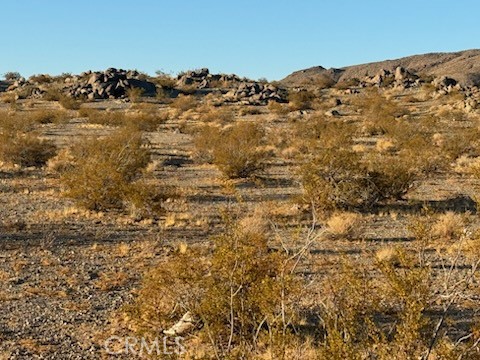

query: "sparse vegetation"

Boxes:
[59, 127, 165, 214]
[2, 54, 480, 359]
[194, 121, 269, 178]
[0, 111, 57, 167]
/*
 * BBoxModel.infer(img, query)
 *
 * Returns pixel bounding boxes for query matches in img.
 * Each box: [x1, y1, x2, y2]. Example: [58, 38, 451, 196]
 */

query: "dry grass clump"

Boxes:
[46, 148, 76, 173]
[325, 212, 361, 238]
[125, 87, 144, 103]
[60, 127, 166, 215]
[431, 211, 466, 240]
[79, 107, 167, 131]
[170, 94, 198, 112]
[238, 106, 262, 116]
[78, 108, 126, 126]
[0, 111, 56, 167]
[375, 246, 401, 265]
[197, 106, 234, 124]
[28, 109, 70, 124]
[58, 95, 81, 110]
[288, 90, 316, 110]
[267, 100, 289, 115]
[1, 92, 17, 104]
[375, 138, 396, 152]
[193, 122, 269, 178]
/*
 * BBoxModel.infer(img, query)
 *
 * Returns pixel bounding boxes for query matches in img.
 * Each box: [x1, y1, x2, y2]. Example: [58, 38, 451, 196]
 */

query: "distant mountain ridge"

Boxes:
[281, 49, 480, 87]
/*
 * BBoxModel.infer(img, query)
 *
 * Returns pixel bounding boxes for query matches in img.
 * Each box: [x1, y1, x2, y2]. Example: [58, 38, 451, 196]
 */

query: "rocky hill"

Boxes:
[281, 49, 480, 87]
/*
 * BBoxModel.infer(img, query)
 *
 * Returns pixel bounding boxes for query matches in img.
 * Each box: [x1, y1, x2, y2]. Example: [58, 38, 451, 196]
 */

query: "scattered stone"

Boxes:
[163, 311, 196, 336]
[325, 109, 340, 117]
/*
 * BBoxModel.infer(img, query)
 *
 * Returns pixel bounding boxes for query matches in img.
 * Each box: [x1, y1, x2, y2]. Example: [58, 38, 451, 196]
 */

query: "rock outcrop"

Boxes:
[225, 82, 287, 104]
[176, 68, 242, 89]
[66, 68, 157, 99]
[281, 49, 480, 88]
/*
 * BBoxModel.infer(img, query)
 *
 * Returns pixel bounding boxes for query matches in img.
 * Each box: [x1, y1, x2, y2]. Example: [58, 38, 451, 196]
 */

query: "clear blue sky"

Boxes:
[2, 0, 479, 81]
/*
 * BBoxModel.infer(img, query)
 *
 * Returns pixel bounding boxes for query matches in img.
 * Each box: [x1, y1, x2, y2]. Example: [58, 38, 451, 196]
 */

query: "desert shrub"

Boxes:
[198, 106, 234, 124]
[125, 215, 301, 357]
[439, 127, 480, 160]
[79, 108, 166, 131]
[301, 133, 428, 212]
[29, 109, 69, 124]
[60, 127, 161, 212]
[154, 70, 177, 89]
[293, 117, 356, 152]
[366, 153, 420, 200]
[0, 132, 56, 167]
[268, 100, 289, 115]
[431, 211, 466, 240]
[126, 87, 144, 103]
[334, 78, 360, 90]
[193, 122, 268, 178]
[301, 148, 377, 212]
[317, 250, 459, 360]
[298, 74, 336, 89]
[78, 108, 126, 126]
[29, 74, 52, 84]
[58, 95, 81, 110]
[192, 124, 222, 163]
[288, 90, 316, 110]
[0, 93, 18, 110]
[42, 88, 63, 101]
[0, 112, 56, 167]
[238, 106, 262, 116]
[355, 89, 410, 136]
[127, 106, 169, 131]
[170, 94, 198, 112]
[3, 71, 21, 81]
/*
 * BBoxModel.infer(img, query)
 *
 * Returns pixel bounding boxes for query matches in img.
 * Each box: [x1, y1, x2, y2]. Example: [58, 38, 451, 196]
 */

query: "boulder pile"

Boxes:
[176, 68, 241, 89]
[225, 82, 287, 104]
[363, 66, 420, 89]
[65, 68, 156, 100]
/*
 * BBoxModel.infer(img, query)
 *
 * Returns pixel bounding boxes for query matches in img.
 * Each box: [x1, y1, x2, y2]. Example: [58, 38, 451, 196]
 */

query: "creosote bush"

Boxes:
[125, 214, 301, 358]
[125, 215, 480, 359]
[170, 94, 198, 112]
[288, 90, 316, 111]
[58, 95, 82, 110]
[60, 127, 165, 214]
[193, 122, 269, 178]
[0, 111, 57, 167]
